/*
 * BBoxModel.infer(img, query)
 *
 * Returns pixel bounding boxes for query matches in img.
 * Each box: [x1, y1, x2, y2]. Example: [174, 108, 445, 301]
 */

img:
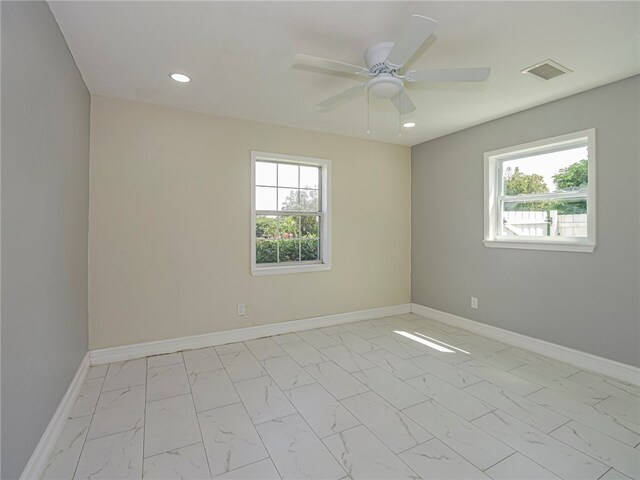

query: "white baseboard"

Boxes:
[90, 304, 412, 365]
[20, 352, 90, 480]
[411, 304, 640, 386]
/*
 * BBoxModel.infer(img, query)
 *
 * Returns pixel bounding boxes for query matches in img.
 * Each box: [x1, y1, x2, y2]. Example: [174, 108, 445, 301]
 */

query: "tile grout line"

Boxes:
[70, 362, 109, 479]
[140, 357, 148, 478]
[481, 450, 517, 472]
[179, 351, 214, 478]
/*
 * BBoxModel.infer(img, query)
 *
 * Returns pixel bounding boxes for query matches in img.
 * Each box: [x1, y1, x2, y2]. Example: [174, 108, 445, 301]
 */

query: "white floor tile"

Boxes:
[319, 345, 375, 373]
[198, 403, 269, 477]
[342, 322, 385, 340]
[404, 400, 513, 470]
[143, 443, 211, 479]
[42, 416, 92, 480]
[595, 396, 640, 425]
[501, 347, 580, 377]
[70, 377, 104, 418]
[361, 349, 425, 380]
[528, 387, 640, 445]
[189, 369, 240, 413]
[213, 458, 281, 479]
[297, 329, 340, 349]
[88, 385, 146, 440]
[183, 347, 223, 376]
[144, 394, 202, 458]
[284, 383, 360, 438]
[399, 438, 489, 479]
[271, 333, 301, 345]
[103, 359, 147, 393]
[407, 375, 493, 421]
[74, 428, 144, 479]
[459, 360, 542, 396]
[484, 453, 561, 479]
[234, 376, 296, 424]
[305, 361, 369, 400]
[244, 338, 287, 361]
[352, 367, 426, 409]
[567, 371, 640, 403]
[600, 468, 635, 480]
[220, 351, 268, 383]
[510, 364, 609, 405]
[147, 352, 184, 369]
[147, 363, 191, 403]
[279, 340, 326, 366]
[369, 335, 423, 359]
[86, 364, 109, 379]
[340, 391, 432, 453]
[465, 381, 568, 433]
[215, 342, 248, 355]
[46, 314, 637, 480]
[323, 425, 419, 480]
[410, 354, 482, 388]
[473, 410, 609, 479]
[550, 420, 640, 479]
[257, 413, 346, 480]
[330, 332, 379, 354]
[259, 355, 315, 390]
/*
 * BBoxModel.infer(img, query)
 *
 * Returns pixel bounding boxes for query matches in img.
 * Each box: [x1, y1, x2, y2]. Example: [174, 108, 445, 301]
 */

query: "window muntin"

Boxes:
[484, 129, 596, 252]
[251, 152, 331, 275]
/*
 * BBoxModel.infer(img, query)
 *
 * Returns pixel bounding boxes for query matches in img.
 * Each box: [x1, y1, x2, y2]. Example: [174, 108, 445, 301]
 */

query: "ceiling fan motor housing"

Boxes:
[364, 42, 395, 71]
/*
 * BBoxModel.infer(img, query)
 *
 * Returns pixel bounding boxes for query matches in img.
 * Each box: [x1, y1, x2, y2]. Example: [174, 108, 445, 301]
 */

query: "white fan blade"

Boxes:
[390, 90, 416, 114]
[293, 54, 368, 76]
[317, 84, 366, 110]
[386, 15, 438, 68]
[407, 67, 491, 83]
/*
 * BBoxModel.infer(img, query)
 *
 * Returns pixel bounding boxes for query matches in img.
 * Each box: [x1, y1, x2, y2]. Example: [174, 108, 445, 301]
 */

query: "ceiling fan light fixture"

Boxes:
[367, 75, 403, 99]
[169, 73, 191, 83]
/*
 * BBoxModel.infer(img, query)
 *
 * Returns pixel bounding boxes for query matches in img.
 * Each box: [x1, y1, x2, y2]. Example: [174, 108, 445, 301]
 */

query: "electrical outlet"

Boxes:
[237, 303, 247, 316]
[471, 297, 479, 309]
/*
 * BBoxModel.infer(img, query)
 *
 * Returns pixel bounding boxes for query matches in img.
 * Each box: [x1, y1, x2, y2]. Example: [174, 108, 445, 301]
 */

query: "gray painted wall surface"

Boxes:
[1, 2, 90, 477]
[412, 76, 640, 367]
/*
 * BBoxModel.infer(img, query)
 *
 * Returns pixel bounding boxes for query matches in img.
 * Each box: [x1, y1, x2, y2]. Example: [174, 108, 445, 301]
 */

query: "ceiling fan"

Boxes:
[293, 15, 490, 117]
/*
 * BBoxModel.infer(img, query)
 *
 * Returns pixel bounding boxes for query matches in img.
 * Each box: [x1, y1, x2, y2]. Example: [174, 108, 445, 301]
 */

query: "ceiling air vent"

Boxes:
[522, 59, 572, 80]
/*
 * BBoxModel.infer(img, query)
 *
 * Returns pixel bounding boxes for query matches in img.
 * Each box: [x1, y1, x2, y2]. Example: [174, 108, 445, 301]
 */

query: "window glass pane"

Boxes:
[300, 166, 319, 189]
[255, 161, 277, 186]
[256, 186, 277, 211]
[301, 216, 319, 237]
[278, 163, 299, 188]
[256, 239, 277, 264]
[279, 215, 299, 240]
[256, 215, 278, 240]
[301, 238, 319, 261]
[501, 199, 587, 238]
[279, 188, 299, 211]
[298, 189, 319, 212]
[501, 145, 588, 195]
[279, 239, 300, 262]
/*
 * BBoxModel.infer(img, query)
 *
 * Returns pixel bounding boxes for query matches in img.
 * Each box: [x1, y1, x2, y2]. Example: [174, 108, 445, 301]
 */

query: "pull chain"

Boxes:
[398, 92, 402, 137]
[366, 86, 371, 135]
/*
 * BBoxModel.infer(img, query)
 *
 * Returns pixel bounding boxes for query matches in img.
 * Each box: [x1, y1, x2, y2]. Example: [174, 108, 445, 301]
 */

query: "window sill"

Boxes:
[251, 263, 331, 276]
[483, 239, 595, 253]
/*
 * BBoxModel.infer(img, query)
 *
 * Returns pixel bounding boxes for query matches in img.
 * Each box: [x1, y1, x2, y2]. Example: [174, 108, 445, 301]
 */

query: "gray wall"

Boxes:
[1, 2, 90, 478]
[412, 75, 640, 367]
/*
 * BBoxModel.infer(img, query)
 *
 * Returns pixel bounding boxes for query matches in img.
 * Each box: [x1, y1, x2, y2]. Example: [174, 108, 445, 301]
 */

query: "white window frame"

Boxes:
[251, 151, 331, 276]
[483, 129, 596, 253]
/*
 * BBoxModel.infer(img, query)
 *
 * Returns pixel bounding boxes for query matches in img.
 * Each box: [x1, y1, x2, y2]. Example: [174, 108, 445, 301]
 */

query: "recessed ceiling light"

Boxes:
[169, 73, 191, 83]
[403, 122, 416, 128]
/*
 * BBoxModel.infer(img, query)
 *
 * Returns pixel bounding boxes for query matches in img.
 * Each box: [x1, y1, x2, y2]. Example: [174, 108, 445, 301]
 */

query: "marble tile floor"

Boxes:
[42, 313, 640, 479]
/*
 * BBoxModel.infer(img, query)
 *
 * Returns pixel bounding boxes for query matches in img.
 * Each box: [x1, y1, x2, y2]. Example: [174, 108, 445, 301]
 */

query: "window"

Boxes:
[251, 151, 331, 275]
[484, 129, 596, 252]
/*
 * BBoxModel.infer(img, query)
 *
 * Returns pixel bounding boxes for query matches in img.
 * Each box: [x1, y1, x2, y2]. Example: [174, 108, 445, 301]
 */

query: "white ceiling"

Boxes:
[49, 1, 639, 146]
